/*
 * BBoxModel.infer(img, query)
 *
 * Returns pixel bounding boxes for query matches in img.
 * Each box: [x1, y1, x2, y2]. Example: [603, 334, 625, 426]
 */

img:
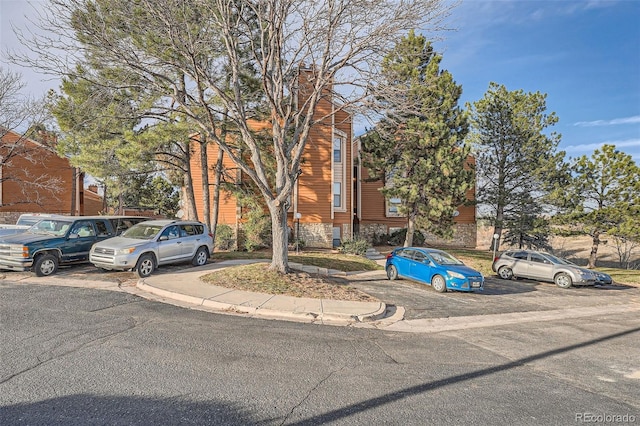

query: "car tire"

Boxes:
[192, 247, 208, 267]
[135, 254, 156, 278]
[34, 253, 58, 277]
[431, 275, 447, 293]
[386, 265, 398, 280]
[554, 272, 573, 289]
[498, 266, 514, 280]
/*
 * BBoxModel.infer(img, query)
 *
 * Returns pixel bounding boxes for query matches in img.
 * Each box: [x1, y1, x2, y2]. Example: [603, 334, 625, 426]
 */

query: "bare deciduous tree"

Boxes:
[12, 0, 452, 272]
[0, 67, 63, 208]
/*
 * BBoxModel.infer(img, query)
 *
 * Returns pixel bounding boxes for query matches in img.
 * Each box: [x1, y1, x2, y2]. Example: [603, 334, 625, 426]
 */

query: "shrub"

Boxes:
[388, 228, 425, 246]
[215, 224, 235, 251]
[338, 238, 370, 256]
[371, 232, 391, 246]
[288, 238, 306, 251]
[242, 208, 272, 252]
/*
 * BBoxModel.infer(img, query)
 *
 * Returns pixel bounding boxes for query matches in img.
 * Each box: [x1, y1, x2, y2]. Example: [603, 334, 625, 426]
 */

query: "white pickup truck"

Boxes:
[0, 214, 63, 237]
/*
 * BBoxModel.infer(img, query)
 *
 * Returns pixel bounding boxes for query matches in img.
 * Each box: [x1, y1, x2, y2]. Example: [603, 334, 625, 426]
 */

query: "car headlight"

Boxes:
[9, 244, 29, 258]
[115, 247, 136, 255]
[448, 271, 465, 279]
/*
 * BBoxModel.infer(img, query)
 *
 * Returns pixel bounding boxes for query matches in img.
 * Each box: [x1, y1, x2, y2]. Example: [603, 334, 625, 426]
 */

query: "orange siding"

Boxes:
[332, 108, 352, 237]
[358, 152, 476, 226]
[190, 143, 239, 225]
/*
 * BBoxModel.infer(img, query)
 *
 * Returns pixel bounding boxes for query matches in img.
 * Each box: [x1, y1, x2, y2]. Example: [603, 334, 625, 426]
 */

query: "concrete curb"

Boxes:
[137, 280, 388, 325]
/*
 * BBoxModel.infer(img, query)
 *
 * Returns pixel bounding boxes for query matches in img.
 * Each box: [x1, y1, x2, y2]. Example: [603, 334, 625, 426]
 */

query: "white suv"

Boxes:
[90, 220, 214, 277]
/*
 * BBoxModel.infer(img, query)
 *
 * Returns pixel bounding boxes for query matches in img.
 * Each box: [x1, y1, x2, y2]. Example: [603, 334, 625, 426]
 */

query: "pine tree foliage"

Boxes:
[553, 144, 640, 268]
[361, 31, 473, 246]
[467, 82, 564, 250]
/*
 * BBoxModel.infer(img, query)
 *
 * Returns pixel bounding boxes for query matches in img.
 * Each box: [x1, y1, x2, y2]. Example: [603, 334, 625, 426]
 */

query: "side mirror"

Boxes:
[159, 235, 168, 241]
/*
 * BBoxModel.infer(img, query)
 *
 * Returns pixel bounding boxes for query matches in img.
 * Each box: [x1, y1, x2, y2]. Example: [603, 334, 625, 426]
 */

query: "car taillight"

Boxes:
[493, 257, 499, 263]
[386, 253, 393, 259]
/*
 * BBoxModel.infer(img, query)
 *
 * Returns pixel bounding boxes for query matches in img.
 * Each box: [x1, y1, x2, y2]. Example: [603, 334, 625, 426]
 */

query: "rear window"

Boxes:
[396, 249, 414, 259]
[513, 251, 529, 260]
[180, 224, 204, 236]
[95, 220, 110, 236]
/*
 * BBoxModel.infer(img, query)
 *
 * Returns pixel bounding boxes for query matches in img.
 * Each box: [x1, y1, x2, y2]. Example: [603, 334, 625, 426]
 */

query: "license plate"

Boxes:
[471, 281, 481, 288]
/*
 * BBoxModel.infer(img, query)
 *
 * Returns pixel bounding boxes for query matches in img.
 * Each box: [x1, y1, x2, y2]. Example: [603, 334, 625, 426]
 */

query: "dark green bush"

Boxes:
[388, 228, 425, 246]
[242, 208, 272, 252]
[215, 224, 235, 251]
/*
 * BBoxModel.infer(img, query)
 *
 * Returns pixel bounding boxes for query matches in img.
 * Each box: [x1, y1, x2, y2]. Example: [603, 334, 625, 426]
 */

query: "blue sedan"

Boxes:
[385, 247, 484, 293]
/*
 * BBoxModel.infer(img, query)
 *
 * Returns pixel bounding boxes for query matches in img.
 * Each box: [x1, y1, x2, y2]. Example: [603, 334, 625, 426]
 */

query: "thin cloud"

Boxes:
[574, 116, 640, 127]
[564, 139, 640, 153]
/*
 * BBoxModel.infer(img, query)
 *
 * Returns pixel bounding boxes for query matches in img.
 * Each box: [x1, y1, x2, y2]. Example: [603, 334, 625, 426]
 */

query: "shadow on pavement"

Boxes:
[0, 394, 261, 426]
[290, 326, 640, 425]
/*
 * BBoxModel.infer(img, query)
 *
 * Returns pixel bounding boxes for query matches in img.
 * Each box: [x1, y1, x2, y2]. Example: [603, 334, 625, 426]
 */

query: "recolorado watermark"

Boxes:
[576, 413, 636, 423]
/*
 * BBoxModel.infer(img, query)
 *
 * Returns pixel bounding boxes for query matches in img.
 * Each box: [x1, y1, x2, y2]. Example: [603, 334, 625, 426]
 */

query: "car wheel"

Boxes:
[431, 275, 447, 293]
[34, 254, 58, 277]
[498, 266, 514, 280]
[192, 247, 208, 267]
[386, 265, 398, 280]
[136, 254, 156, 278]
[554, 272, 573, 289]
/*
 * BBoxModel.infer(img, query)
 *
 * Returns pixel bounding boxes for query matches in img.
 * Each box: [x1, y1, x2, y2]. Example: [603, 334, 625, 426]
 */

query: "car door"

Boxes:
[510, 251, 530, 278]
[409, 250, 434, 284]
[526, 252, 553, 281]
[61, 220, 98, 262]
[177, 224, 198, 257]
[157, 225, 184, 263]
[393, 249, 415, 279]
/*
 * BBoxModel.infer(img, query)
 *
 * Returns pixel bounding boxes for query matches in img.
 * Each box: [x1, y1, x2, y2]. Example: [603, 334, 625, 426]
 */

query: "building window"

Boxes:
[333, 137, 342, 163]
[334, 182, 341, 207]
[386, 197, 402, 217]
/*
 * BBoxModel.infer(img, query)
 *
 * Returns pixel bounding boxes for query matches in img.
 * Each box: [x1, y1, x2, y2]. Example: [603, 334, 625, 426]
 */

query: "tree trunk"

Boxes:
[70, 167, 77, 215]
[588, 231, 600, 268]
[209, 147, 225, 250]
[268, 201, 289, 273]
[404, 213, 416, 247]
[182, 143, 198, 221]
[199, 137, 210, 229]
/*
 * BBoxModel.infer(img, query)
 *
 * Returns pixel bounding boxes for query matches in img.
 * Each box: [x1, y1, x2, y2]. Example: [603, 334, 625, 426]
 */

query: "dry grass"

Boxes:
[201, 263, 378, 301]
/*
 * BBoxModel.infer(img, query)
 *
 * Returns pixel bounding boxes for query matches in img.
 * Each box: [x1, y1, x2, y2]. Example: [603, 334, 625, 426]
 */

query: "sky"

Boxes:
[1, 0, 639, 163]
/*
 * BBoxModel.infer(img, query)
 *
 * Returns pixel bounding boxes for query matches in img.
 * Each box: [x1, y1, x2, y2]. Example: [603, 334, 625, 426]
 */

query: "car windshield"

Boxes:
[430, 251, 464, 265]
[544, 254, 576, 265]
[17, 216, 47, 226]
[27, 219, 72, 236]
[121, 224, 163, 240]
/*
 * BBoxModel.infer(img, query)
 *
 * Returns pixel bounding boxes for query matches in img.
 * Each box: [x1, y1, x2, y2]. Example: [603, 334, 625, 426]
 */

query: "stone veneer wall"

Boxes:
[221, 222, 340, 250]
[422, 223, 477, 248]
[359, 222, 477, 248]
[0, 212, 22, 225]
[297, 223, 334, 248]
[357, 224, 389, 243]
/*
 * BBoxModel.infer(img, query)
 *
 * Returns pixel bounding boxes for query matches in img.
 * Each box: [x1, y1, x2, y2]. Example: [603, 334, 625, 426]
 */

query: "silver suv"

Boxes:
[492, 250, 599, 288]
[90, 220, 213, 278]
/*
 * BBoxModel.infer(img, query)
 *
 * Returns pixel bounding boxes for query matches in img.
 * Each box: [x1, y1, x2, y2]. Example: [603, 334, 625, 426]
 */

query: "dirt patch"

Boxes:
[201, 263, 379, 302]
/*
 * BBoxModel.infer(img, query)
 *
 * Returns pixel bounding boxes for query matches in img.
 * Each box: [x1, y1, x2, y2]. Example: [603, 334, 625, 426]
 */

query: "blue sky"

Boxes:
[2, 0, 639, 163]
[434, 0, 640, 163]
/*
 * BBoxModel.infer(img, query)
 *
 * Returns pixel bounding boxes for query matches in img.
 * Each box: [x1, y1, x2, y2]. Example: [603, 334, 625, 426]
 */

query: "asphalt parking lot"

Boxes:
[347, 273, 640, 320]
[3, 261, 639, 322]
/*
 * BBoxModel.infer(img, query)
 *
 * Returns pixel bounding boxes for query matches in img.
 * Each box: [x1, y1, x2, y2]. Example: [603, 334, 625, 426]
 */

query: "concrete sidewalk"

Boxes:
[137, 260, 397, 326]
